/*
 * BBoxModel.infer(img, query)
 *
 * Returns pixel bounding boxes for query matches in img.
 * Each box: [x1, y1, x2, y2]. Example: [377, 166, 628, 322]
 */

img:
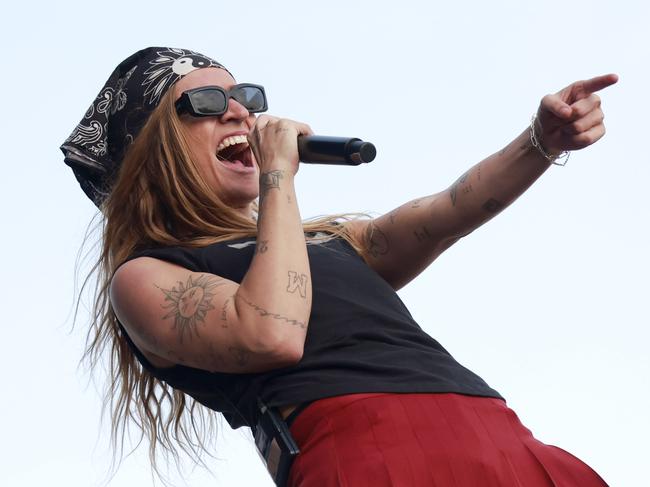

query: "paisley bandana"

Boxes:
[60, 47, 229, 207]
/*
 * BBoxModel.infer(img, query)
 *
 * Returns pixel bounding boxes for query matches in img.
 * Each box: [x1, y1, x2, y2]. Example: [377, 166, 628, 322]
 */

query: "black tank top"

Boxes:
[123, 233, 503, 429]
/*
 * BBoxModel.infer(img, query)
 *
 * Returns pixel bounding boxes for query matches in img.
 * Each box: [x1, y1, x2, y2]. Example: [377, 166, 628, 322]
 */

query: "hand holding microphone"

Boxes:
[249, 116, 377, 172]
[248, 116, 314, 176]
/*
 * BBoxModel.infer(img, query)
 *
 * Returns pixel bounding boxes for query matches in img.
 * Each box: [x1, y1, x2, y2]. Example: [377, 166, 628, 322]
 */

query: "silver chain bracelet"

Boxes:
[529, 115, 570, 166]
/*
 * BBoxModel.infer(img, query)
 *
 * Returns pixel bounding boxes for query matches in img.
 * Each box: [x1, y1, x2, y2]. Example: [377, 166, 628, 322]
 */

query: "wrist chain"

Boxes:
[529, 115, 570, 166]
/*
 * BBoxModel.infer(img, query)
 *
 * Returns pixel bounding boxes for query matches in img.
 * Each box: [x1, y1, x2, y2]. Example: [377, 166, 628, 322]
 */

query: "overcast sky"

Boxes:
[2, 1, 648, 486]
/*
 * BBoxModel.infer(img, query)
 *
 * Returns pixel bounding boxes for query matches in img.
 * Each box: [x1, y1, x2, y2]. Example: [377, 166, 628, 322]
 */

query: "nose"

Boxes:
[220, 97, 250, 122]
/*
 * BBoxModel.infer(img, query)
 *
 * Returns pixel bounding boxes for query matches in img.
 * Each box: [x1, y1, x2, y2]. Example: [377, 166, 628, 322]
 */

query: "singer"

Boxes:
[61, 46, 616, 486]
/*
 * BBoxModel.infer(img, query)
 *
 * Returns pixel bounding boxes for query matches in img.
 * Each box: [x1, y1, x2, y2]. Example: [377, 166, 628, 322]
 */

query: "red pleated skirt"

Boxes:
[286, 393, 608, 487]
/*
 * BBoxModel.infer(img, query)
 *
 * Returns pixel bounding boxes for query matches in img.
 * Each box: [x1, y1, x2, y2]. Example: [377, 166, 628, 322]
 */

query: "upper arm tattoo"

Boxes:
[228, 346, 251, 367]
[221, 295, 233, 328]
[366, 222, 390, 258]
[156, 275, 224, 343]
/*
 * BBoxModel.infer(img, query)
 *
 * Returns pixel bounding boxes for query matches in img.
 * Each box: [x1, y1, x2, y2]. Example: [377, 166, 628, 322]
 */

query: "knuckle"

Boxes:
[541, 94, 554, 104]
[277, 119, 291, 129]
[576, 132, 594, 145]
[573, 104, 588, 118]
[571, 121, 584, 133]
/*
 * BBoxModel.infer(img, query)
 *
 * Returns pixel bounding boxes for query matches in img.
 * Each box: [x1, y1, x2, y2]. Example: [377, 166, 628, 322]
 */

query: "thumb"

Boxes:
[540, 94, 572, 120]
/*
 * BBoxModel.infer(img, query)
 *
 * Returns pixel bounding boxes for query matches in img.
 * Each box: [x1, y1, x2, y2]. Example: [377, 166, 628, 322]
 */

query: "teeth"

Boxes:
[216, 134, 248, 154]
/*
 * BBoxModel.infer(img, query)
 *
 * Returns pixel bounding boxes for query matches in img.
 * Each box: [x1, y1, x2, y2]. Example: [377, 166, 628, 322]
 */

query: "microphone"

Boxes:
[297, 136, 377, 165]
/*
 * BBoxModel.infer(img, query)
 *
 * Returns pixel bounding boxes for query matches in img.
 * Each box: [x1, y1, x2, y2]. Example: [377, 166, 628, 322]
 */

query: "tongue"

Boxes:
[226, 158, 246, 167]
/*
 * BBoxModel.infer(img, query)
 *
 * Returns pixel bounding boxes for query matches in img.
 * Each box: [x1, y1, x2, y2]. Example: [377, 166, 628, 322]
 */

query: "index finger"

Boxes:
[580, 73, 619, 94]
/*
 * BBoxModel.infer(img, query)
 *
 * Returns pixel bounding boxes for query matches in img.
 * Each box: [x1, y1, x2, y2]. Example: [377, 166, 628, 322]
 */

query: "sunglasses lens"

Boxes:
[192, 89, 227, 115]
[232, 86, 266, 112]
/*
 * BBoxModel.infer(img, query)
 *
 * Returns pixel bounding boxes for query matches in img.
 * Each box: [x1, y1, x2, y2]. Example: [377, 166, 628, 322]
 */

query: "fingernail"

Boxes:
[560, 106, 571, 117]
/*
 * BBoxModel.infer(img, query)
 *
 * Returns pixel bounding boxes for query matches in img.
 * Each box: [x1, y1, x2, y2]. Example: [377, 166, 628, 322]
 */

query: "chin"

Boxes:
[221, 189, 259, 211]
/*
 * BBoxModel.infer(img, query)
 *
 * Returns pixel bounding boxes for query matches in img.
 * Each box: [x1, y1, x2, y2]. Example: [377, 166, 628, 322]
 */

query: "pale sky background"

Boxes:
[2, 0, 648, 486]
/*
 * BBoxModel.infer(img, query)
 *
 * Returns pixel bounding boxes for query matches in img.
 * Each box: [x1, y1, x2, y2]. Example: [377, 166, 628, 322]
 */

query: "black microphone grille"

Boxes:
[348, 141, 377, 164]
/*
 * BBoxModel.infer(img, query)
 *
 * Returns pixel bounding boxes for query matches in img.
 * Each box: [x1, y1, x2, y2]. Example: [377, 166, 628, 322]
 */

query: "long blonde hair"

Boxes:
[82, 87, 369, 476]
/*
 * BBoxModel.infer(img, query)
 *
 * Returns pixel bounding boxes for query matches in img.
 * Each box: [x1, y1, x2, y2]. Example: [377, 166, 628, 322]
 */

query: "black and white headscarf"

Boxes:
[60, 47, 229, 207]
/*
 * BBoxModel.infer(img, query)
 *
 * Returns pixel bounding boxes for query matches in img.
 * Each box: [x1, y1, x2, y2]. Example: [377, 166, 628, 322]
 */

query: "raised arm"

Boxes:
[111, 117, 315, 374]
[346, 74, 619, 290]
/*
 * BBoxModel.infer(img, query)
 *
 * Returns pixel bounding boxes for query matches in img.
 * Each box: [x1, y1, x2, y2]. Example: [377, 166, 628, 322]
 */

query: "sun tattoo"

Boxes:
[157, 275, 222, 343]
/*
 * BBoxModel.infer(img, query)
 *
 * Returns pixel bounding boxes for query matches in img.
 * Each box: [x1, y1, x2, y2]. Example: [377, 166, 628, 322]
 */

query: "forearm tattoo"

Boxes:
[449, 170, 471, 206]
[156, 275, 223, 343]
[519, 139, 533, 152]
[410, 196, 433, 210]
[287, 271, 308, 298]
[482, 198, 505, 213]
[259, 170, 284, 200]
[413, 226, 433, 243]
[234, 292, 307, 329]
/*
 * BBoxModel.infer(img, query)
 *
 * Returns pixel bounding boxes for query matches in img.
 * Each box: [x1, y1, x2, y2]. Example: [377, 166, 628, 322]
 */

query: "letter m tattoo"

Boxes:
[287, 271, 308, 298]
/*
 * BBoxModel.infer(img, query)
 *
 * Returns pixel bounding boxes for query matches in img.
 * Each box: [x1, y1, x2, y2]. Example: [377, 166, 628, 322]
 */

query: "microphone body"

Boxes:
[297, 136, 376, 165]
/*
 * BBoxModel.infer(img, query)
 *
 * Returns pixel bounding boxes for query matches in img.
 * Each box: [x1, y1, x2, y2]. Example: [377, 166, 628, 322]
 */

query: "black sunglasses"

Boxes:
[175, 83, 268, 117]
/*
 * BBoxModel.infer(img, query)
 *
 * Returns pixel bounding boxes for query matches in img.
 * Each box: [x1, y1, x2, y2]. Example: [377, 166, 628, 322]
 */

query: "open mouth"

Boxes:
[216, 134, 254, 168]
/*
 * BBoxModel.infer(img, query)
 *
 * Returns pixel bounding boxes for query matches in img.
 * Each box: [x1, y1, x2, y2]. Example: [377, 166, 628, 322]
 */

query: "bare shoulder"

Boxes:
[340, 218, 372, 242]
[110, 256, 188, 317]
[112, 255, 179, 281]
[111, 257, 156, 313]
